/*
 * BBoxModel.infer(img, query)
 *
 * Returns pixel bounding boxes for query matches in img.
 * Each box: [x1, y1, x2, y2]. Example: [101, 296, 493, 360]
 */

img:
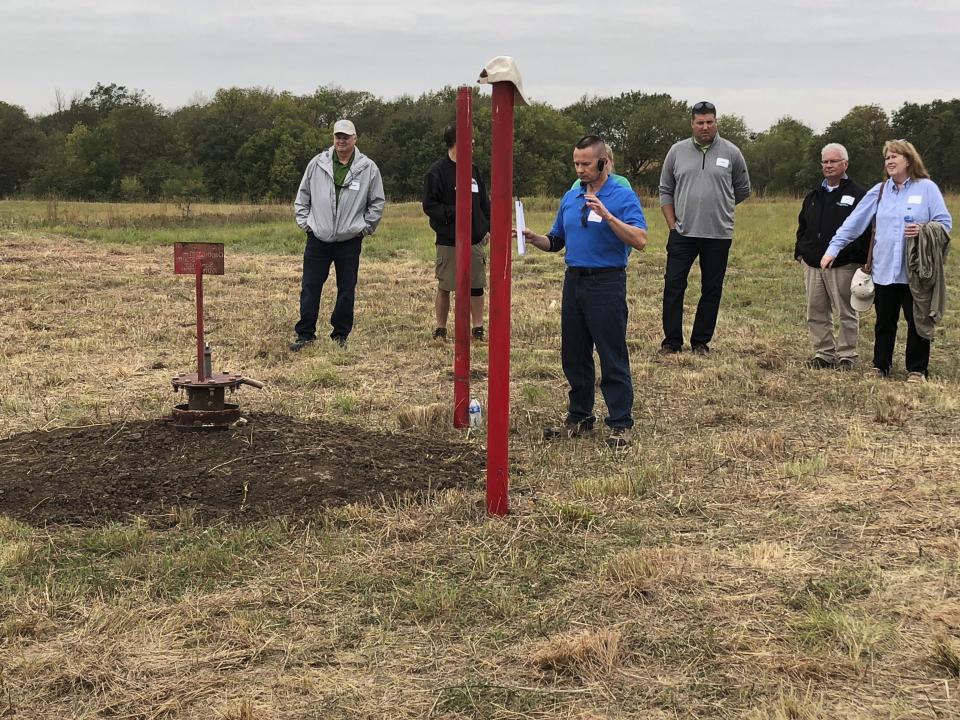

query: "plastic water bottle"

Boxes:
[468, 398, 482, 427]
[904, 214, 915, 233]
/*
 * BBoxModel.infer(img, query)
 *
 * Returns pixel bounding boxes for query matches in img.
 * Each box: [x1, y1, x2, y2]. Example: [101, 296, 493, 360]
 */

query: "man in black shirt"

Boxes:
[794, 142, 871, 369]
[422, 124, 490, 340]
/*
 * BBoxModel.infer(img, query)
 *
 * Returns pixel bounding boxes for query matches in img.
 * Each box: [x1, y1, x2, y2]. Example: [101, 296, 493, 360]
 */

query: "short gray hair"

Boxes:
[821, 143, 849, 161]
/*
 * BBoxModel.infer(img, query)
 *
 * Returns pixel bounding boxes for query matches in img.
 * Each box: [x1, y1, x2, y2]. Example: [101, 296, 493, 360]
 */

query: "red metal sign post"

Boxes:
[195, 257, 206, 382]
[171, 242, 262, 430]
[453, 86, 473, 429]
[486, 81, 516, 517]
[174, 242, 223, 383]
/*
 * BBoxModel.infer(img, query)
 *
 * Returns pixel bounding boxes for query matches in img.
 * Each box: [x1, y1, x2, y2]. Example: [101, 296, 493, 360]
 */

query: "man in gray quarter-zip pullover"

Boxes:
[291, 119, 385, 351]
[658, 101, 751, 355]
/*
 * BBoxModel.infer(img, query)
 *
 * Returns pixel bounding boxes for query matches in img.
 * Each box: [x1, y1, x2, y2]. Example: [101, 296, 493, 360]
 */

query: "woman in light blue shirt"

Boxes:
[821, 139, 952, 381]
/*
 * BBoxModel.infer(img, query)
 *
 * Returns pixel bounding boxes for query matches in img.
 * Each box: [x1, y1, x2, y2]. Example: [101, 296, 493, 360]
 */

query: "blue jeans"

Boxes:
[561, 268, 634, 429]
[662, 231, 732, 349]
[294, 233, 362, 341]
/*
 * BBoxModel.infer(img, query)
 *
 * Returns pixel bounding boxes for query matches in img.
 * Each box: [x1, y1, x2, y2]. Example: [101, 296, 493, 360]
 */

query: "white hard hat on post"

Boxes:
[478, 56, 528, 106]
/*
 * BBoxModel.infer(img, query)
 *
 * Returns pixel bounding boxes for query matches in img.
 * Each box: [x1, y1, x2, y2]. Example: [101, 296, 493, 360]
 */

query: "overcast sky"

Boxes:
[2, 0, 959, 132]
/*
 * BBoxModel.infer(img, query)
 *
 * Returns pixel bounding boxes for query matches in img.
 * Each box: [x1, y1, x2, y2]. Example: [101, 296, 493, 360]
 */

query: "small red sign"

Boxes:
[174, 243, 225, 275]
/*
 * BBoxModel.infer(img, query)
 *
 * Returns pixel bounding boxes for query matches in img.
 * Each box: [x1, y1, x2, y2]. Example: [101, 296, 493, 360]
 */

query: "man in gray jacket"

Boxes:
[658, 101, 751, 355]
[291, 119, 385, 350]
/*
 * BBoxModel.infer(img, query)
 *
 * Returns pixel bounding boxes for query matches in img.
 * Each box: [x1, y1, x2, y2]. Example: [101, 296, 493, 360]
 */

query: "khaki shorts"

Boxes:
[435, 244, 487, 292]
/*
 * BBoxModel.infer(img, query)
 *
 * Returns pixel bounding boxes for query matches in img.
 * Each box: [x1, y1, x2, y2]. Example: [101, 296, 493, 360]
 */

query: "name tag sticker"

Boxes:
[716, 157, 730, 168]
[349, 181, 360, 191]
[908, 195, 922, 204]
[839, 195, 855, 206]
[587, 210, 603, 223]
[471, 180, 479, 193]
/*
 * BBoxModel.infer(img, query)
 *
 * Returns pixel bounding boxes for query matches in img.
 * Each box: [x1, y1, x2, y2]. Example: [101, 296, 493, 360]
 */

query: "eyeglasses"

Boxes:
[692, 101, 716, 115]
[821, 159, 846, 165]
[580, 203, 590, 228]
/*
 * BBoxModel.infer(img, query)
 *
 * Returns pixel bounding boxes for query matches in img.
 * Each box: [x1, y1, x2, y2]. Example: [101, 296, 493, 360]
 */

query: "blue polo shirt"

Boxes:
[549, 179, 647, 268]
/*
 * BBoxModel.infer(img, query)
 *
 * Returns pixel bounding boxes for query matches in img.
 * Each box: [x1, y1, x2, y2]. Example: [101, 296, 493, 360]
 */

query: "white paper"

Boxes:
[348, 181, 360, 190]
[715, 157, 730, 168]
[587, 210, 603, 223]
[515, 200, 526, 255]
[471, 180, 479, 193]
[908, 195, 923, 205]
[839, 195, 855, 206]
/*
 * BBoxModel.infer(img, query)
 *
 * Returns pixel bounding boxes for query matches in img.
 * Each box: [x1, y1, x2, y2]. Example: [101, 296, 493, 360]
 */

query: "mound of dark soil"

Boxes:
[0, 413, 483, 526]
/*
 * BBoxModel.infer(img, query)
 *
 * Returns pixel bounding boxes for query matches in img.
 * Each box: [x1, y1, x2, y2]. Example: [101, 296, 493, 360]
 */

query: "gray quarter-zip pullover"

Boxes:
[659, 135, 751, 240]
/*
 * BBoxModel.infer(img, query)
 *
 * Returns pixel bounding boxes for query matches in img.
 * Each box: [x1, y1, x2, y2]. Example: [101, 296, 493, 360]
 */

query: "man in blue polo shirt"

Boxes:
[518, 135, 647, 449]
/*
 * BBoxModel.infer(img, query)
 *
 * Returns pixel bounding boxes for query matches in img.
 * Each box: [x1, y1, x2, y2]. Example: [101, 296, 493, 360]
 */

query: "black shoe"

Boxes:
[289, 337, 315, 352]
[806, 356, 834, 369]
[605, 427, 633, 450]
[472, 326, 485, 341]
[543, 419, 595, 441]
[658, 344, 681, 356]
[692, 344, 710, 356]
[432, 327, 447, 340]
[332, 335, 348, 348]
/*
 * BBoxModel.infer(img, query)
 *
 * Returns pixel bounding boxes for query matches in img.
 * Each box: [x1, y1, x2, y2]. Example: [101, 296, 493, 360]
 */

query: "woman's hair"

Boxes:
[604, 144, 616, 172]
[882, 139, 930, 180]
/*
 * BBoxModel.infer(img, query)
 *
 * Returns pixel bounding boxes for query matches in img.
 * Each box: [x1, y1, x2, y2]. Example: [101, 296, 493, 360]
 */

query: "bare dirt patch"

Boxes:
[0, 413, 483, 526]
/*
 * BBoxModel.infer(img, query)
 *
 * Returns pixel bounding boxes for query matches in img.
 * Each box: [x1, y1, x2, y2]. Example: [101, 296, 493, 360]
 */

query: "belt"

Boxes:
[565, 266, 625, 276]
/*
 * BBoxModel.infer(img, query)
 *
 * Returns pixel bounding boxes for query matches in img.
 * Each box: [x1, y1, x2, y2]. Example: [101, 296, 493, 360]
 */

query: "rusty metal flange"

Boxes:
[171, 403, 241, 431]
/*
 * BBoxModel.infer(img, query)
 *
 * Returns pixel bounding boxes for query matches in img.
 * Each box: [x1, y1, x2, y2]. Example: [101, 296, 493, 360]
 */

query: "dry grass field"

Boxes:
[1, 196, 959, 719]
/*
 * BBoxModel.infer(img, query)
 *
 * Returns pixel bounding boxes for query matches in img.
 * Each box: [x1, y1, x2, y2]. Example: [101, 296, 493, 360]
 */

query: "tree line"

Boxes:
[1, 83, 959, 203]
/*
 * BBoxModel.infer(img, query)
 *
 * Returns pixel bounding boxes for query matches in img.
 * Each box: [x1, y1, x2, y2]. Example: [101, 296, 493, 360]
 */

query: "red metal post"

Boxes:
[453, 86, 473, 429]
[486, 82, 515, 516]
[195, 257, 206, 382]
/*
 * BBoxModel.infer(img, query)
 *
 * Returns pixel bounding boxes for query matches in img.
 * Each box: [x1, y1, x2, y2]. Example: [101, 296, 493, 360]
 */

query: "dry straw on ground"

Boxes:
[529, 628, 625, 677]
[1, 197, 959, 718]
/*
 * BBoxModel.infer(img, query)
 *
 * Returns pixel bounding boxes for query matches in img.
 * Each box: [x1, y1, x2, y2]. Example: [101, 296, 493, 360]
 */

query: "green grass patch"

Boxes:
[0, 521, 289, 601]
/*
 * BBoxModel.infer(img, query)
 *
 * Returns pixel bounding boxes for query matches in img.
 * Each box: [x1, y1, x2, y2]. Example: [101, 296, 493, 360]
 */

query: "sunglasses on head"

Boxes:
[692, 101, 716, 115]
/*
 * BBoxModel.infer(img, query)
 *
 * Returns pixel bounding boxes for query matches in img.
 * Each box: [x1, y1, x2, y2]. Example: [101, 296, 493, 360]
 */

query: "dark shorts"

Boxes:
[435, 244, 487, 292]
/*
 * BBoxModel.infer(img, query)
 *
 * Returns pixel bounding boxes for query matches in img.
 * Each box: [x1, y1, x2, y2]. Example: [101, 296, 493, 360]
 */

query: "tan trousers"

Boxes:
[802, 261, 860, 362]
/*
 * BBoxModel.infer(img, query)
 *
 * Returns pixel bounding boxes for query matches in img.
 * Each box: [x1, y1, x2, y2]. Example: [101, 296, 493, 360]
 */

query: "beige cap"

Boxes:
[333, 119, 356, 135]
[850, 268, 875, 312]
[478, 56, 528, 106]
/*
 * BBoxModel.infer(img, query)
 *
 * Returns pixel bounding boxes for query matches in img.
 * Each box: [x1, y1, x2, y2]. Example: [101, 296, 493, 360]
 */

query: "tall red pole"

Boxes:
[486, 82, 514, 516]
[195, 257, 206, 382]
[453, 87, 473, 429]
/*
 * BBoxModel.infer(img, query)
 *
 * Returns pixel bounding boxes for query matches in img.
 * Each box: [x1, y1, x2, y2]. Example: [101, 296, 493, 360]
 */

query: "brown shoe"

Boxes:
[606, 427, 633, 450]
[906, 371, 927, 384]
[543, 419, 595, 441]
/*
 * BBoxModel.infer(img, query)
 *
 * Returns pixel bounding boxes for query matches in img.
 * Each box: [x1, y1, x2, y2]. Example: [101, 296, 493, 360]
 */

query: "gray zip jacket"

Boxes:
[908, 221, 951, 340]
[294, 147, 386, 242]
[659, 135, 751, 239]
